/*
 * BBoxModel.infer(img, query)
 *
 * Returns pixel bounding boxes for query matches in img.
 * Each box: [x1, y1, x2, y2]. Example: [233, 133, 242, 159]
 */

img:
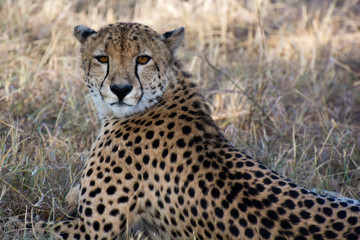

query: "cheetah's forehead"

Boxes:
[94, 23, 161, 55]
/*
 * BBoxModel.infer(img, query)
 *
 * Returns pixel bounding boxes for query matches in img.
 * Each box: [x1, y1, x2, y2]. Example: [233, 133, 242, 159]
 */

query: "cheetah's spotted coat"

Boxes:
[7, 22, 360, 240]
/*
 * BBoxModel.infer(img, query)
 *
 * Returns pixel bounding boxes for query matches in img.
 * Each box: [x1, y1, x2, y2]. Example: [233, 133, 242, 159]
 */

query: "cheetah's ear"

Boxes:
[74, 25, 97, 44]
[161, 27, 185, 55]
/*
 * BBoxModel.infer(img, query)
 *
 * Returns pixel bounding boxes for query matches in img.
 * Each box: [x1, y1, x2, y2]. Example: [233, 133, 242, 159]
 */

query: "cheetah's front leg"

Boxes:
[65, 184, 80, 218]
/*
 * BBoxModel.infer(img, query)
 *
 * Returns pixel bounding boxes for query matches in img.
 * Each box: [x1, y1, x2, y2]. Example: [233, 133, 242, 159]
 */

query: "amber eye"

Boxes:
[136, 55, 151, 65]
[95, 56, 109, 63]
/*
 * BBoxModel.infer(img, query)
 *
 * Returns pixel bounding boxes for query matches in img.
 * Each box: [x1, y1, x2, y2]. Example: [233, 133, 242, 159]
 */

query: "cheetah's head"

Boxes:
[74, 23, 184, 120]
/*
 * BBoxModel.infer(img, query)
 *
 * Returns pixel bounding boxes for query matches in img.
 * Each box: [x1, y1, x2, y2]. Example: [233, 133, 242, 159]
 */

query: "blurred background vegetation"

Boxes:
[0, 0, 360, 238]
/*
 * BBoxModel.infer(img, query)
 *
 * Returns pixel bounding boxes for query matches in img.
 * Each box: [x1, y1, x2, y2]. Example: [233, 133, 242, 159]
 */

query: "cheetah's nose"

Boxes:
[110, 84, 133, 101]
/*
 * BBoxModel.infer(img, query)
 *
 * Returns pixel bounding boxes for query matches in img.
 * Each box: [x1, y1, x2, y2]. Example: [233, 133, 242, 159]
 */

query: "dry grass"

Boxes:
[0, 0, 360, 238]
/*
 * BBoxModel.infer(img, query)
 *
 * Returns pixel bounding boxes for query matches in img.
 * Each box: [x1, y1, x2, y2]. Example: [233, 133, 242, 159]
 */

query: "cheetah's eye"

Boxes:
[95, 56, 109, 64]
[136, 55, 151, 65]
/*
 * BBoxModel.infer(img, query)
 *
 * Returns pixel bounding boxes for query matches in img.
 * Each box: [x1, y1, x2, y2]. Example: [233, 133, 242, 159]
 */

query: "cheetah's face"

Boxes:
[74, 23, 184, 120]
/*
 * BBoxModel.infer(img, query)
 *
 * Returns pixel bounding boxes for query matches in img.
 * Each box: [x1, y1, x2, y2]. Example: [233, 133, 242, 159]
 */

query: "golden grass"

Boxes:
[1, 0, 360, 238]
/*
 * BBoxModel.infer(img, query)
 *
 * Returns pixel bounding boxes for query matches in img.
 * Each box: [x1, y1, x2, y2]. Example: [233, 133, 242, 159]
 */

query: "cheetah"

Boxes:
[5, 22, 360, 240]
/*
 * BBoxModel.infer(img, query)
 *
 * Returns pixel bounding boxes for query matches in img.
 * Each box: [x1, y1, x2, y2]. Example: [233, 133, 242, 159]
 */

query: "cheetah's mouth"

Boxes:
[109, 101, 134, 107]
[108, 93, 144, 108]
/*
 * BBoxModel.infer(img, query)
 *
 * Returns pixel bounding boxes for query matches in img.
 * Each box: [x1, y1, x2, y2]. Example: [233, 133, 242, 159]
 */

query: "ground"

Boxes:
[0, 0, 359, 239]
